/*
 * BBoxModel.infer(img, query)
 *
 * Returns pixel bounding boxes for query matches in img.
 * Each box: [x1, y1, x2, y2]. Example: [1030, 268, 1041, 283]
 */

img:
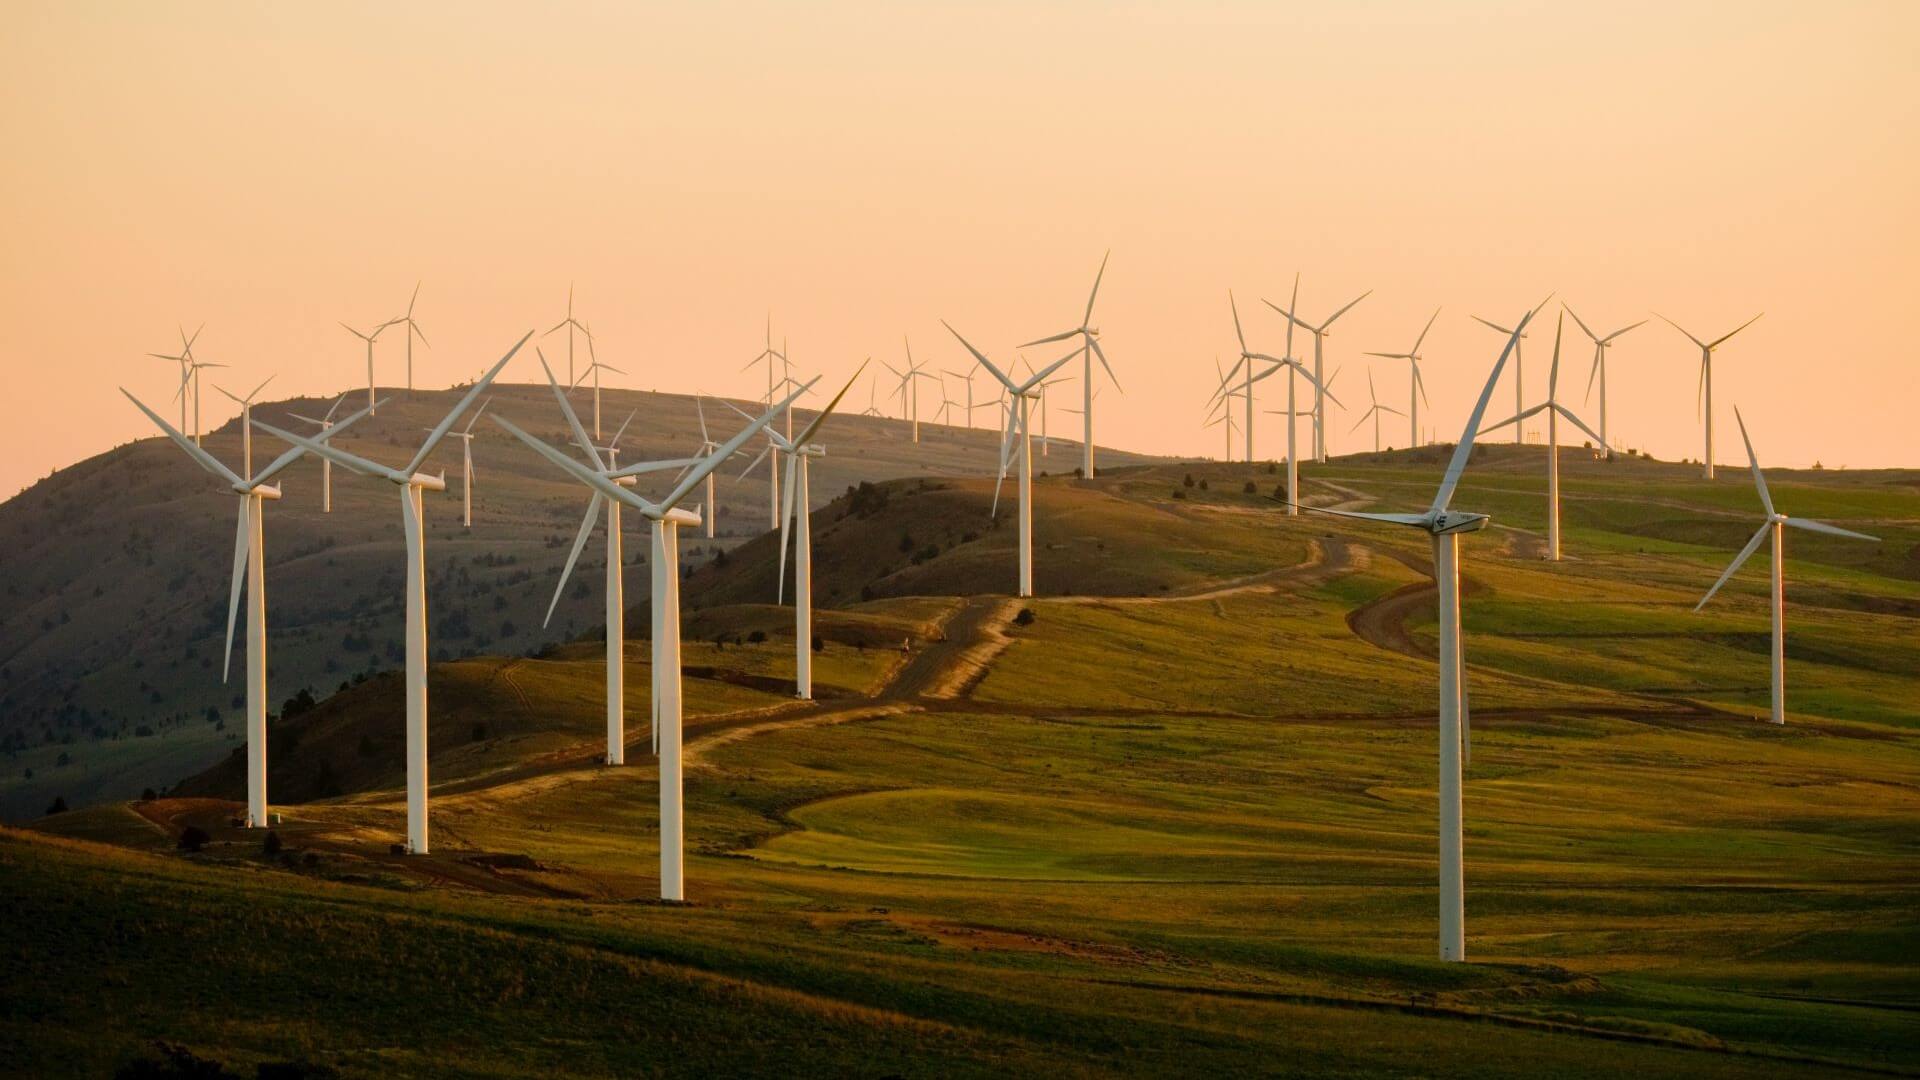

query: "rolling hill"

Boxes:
[0, 382, 1158, 821]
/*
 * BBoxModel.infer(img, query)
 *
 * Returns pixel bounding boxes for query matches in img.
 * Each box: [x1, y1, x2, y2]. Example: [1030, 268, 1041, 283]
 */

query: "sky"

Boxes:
[2, 1, 1915, 497]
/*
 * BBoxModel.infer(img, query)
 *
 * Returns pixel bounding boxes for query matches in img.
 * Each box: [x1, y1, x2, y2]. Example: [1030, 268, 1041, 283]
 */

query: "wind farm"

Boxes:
[4, 5, 1917, 1078]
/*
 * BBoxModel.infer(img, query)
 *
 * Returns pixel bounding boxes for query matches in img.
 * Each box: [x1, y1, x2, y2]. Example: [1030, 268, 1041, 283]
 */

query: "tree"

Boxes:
[44, 795, 67, 816]
[1013, 608, 1036, 627]
[177, 825, 210, 853]
[262, 830, 283, 857]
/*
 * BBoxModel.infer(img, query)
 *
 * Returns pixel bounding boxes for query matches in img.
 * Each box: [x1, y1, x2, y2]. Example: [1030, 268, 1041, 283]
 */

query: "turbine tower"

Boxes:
[569, 352, 626, 440]
[122, 389, 376, 830]
[499, 378, 812, 901]
[398, 281, 430, 396]
[945, 323, 1078, 597]
[342, 317, 400, 415]
[694, 397, 722, 538]
[740, 365, 863, 699]
[742, 317, 787, 525]
[1364, 308, 1440, 449]
[1478, 314, 1611, 560]
[1695, 409, 1878, 724]
[255, 333, 529, 855]
[1561, 305, 1645, 460]
[289, 395, 350, 512]
[1264, 281, 1369, 464]
[1295, 306, 1537, 962]
[1021, 252, 1120, 478]
[544, 284, 593, 388]
[1656, 311, 1763, 480]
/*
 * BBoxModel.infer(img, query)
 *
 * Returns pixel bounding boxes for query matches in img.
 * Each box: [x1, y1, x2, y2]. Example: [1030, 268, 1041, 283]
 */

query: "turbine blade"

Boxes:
[777, 454, 798, 603]
[1088, 337, 1121, 392]
[222, 499, 248, 683]
[1553, 404, 1608, 451]
[494, 416, 655, 515]
[408, 330, 533, 475]
[1784, 517, 1879, 543]
[1082, 250, 1109, 325]
[944, 321, 1020, 391]
[1229, 291, 1248, 353]
[1709, 313, 1763, 349]
[1411, 307, 1441, 354]
[1321, 289, 1372, 329]
[1434, 308, 1535, 515]
[545, 495, 604, 627]
[251, 420, 396, 481]
[792, 361, 866, 448]
[1600, 319, 1648, 343]
[1655, 312, 1707, 349]
[252, 397, 381, 486]
[663, 377, 817, 510]
[1732, 407, 1774, 516]
[120, 389, 245, 488]
[1562, 302, 1600, 344]
[1018, 328, 1079, 348]
[1695, 523, 1771, 611]
[538, 349, 605, 469]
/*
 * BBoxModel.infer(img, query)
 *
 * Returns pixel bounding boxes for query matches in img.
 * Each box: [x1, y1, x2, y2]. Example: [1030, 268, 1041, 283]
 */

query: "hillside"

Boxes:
[0, 382, 1158, 821]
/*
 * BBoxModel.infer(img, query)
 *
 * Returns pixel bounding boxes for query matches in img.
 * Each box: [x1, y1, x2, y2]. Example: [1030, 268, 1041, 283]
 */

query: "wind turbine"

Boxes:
[1220, 291, 1292, 463]
[859, 375, 884, 418]
[254, 332, 530, 855]
[1365, 308, 1440, 448]
[433, 398, 490, 528]
[569, 352, 627, 440]
[498, 377, 813, 901]
[181, 355, 226, 447]
[397, 281, 430, 396]
[735, 365, 864, 699]
[1561, 305, 1645, 461]
[1656, 311, 1763, 480]
[122, 388, 376, 830]
[945, 323, 1078, 597]
[342, 317, 400, 415]
[1021, 252, 1120, 478]
[289, 394, 350, 512]
[149, 325, 216, 442]
[943, 365, 982, 430]
[212, 374, 276, 478]
[1478, 314, 1611, 560]
[1293, 306, 1537, 962]
[1470, 297, 1553, 445]
[742, 318, 788, 525]
[1694, 409, 1877, 725]
[1218, 289, 1335, 515]
[1349, 370, 1405, 454]
[532, 362, 698, 768]
[1264, 281, 1370, 463]
[544, 285, 593, 388]
[883, 337, 938, 443]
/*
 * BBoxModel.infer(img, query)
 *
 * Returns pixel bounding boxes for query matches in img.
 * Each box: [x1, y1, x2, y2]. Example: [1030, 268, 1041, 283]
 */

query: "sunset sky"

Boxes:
[2, 1, 1914, 496]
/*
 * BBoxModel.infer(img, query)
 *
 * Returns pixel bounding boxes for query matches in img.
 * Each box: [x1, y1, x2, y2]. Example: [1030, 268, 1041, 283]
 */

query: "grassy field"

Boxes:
[10, 446, 1920, 1077]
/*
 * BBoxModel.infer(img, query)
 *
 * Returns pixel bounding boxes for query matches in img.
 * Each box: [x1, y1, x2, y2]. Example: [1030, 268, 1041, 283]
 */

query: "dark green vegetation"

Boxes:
[9, 445, 1920, 1077]
[0, 387, 1153, 820]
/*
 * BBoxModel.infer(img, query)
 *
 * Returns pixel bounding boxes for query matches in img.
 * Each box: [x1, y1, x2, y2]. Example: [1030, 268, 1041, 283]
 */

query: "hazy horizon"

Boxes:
[3, 1, 1915, 497]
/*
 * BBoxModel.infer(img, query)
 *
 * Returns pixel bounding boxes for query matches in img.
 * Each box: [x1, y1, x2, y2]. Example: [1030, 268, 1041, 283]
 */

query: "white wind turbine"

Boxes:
[1478, 314, 1610, 560]
[1365, 308, 1440, 449]
[1021, 252, 1120, 478]
[397, 281, 430, 396]
[341, 317, 400, 415]
[1216, 284, 1335, 515]
[544, 284, 593, 388]
[289, 394, 350, 512]
[943, 365, 982, 430]
[735, 365, 864, 699]
[742, 317, 787, 524]
[1561, 305, 1645, 460]
[1349, 370, 1405, 454]
[945, 323, 1078, 598]
[150, 325, 222, 445]
[433, 399, 490, 528]
[883, 337, 939, 443]
[1294, 307, 1536, 962]
[1656, 311, 1764, 480]
[1265, 282, 1370, 464]
[1206, 356, 1241, 461]
[533, 362, 699, 768]
[1694, 409, 1877, 725]
[499, 377, 813, 901]
[255, 333, 530, 855]
[569, 351, 627, 440]
[212, 374, 276, 478]
[1470, 297, 1552, 445]
[1219, 290, 1294, 463]
[694, 397, 723, 538]
[122, 389, 377, 830]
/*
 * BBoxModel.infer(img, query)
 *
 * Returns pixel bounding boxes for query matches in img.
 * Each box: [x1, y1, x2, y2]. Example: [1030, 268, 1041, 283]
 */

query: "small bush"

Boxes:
[747, 630, 766, 644]
[1182, 473, 1195, 488]
[262, 830, 283, 857]
[44, 795, 68, 816]
[1013, 608, 1036, 627]
[177, 826, 211, 853]
[471, 722, 488, 743]
[1242, 480, 1256, 494]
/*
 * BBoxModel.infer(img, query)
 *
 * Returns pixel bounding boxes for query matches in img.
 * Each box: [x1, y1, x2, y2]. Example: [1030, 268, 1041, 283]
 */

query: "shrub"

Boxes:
[1242, 480, 1256, 494]
[113, 1041, 240, 1080]
[262, 830, 283, 856]
[140, 788, 157, 801]
[1013, 608, 1035, 627]
[812, 634, 825, 652]
[177, 825, 210, 853]
[471, 722, 488, 743]
[44, 795, 68, 816]
[1183, 472, 1195, 488]
[747, 630, 766, 644]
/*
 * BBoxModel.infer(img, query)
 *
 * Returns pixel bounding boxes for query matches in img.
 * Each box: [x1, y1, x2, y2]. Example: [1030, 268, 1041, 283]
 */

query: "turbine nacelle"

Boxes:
[1431, 511, 1490, 535]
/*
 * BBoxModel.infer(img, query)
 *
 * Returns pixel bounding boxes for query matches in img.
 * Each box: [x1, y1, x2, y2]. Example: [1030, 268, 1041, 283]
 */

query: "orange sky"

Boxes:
[2, 1, 1915, 496]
